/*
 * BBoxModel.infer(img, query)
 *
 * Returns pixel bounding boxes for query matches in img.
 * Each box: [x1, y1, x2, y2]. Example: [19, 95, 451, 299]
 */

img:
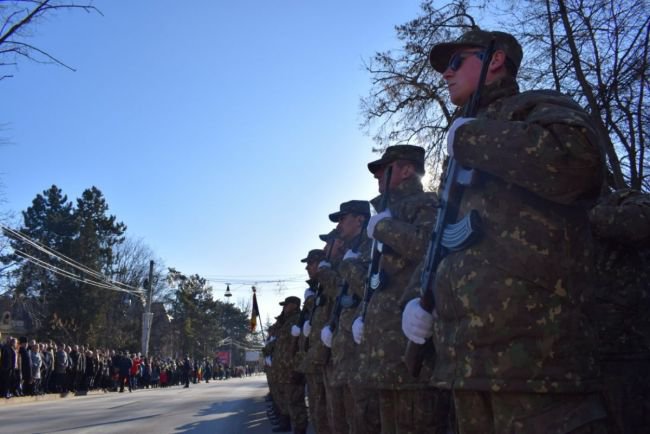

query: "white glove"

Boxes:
[367, 209, 392, 239]
[291, 325, 301, 337]
[304, 288, 316, 300]
[446, 117, 475, 157]
[264, 356, 272, 366]
[343, 249, 360, 261]
[302, 320, 312, 337]
[320, 326, 333, 348]
[352, 317, 364, 344]
[318, 260, 331, 270]
[401, 298, 435, 344]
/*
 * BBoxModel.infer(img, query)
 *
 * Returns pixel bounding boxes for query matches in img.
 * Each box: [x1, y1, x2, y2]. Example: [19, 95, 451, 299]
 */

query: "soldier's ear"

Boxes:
[489, 50, 507, 72]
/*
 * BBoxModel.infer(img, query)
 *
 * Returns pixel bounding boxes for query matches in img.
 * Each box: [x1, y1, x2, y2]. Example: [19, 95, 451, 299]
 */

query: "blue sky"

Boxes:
[1, 1, 424, 322]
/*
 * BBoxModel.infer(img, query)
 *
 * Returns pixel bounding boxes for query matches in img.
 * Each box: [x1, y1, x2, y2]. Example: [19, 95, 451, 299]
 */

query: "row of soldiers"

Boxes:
[263, 28, 649, 434]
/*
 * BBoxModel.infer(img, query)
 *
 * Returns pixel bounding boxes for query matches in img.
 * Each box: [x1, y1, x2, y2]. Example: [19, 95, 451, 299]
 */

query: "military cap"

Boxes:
[328, 200, 371, 222]
[429, 28, 523, 74]
[300, 249, 325, 263]
[279, 296, 301, 307]
[318, 228, 340, 242]
[367, 145, 425, 175]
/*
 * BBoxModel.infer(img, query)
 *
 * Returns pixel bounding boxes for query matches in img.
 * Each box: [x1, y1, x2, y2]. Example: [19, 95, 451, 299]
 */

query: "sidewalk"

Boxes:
[1, 389, 120, 406]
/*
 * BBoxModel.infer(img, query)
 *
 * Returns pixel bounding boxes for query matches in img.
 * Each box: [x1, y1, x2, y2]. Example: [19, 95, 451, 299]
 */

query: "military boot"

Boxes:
[271, 415, 291, 432]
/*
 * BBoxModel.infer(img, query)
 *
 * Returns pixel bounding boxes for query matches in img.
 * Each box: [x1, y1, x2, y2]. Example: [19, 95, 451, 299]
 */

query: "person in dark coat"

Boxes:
[118, 351, 132, 393]
[182, 356, 191, 388]
[18, 337, 33, 396]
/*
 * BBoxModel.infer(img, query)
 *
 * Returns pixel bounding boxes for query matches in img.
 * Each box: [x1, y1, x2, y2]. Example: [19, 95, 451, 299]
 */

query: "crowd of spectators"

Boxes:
[0, 333, 259, 399]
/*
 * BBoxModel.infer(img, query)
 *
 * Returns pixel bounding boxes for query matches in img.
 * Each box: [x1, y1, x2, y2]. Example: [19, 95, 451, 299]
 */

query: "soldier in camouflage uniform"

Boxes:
[304, 233, 345, 434]
[587, 189, 650, 433]
[263, 319, 283, 423]
[351, 145, 450, 434]
[298, 248, 332, 434]
[271, 296, 309, 434]
[402, 29, 608, 433]
[335, 227, 382, 434]
[319, 200, 371, 434]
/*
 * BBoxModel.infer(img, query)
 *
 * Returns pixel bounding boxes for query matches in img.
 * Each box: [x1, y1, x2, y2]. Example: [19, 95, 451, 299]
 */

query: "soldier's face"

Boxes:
[336, 214, 363, 241]
[375, 162, 415, 192]
[374, 166, 387, 193]
[282, 303, 298, 314]
[442, 48, 484, 106]
[306, 260, 319, 278]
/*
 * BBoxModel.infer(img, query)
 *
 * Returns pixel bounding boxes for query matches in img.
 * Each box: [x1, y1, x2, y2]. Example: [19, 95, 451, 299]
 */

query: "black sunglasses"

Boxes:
[447, 50, 486, 72]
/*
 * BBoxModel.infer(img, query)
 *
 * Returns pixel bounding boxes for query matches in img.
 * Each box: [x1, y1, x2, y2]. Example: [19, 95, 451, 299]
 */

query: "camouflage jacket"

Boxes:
[300, 261, 341, 374]
[354, 177, 438, 389]
[587, 189, 650, 357]
[431, 77, 604, 393]
[263, 320, 283, 382]
[328, 233, 372, 386]
[272, 309, 302, 383]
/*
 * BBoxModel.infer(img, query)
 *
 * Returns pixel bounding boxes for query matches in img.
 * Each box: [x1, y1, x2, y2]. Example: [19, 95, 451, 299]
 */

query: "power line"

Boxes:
[1, 223, 143, 294]
[15, 249, 142, 295]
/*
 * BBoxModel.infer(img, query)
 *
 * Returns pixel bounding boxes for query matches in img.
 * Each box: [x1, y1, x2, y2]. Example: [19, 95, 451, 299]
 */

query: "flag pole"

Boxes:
[252, 286, 266, 341]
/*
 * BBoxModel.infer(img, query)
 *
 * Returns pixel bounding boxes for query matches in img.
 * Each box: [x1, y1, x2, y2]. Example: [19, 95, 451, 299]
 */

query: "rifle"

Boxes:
[360, 165, 393, 321]
[291, 301, 311, 356]
[305, 232, 337, 331]
[326, 221, 368, 335]
[404, 39, 496, 377]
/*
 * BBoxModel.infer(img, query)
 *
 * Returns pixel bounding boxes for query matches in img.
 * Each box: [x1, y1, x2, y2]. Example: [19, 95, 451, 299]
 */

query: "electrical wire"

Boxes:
[2, 223, 143, 294]
[14, 249, 143, 295]
[1, 223, 141, 292]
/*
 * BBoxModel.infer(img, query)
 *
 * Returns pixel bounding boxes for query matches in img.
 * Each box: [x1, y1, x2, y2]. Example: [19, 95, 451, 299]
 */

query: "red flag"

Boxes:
[250, 289, 260, 332]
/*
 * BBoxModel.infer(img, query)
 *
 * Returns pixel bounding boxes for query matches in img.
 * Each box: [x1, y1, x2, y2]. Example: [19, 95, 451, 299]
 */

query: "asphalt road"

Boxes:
[0, 375, 279, 434]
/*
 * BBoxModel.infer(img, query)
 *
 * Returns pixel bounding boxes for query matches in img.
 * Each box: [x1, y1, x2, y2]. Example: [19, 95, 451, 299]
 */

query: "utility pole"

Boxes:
[141, 260, 154, 357]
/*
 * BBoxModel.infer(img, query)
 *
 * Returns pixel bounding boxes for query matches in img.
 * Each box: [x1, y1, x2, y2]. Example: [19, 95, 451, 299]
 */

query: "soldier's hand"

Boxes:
[302, 320, 312, 337]
[402, 298, 435, 344]
[446, 117, 475, 157]
[291, 325, 301, 337]
[352, 317, 364, 344]
[367, 209, 392, 239]
[320, 326, 333, 348]
[264, 356, 272, 367]
[343, 249, 360, 261]
[304, 287, 316, 300]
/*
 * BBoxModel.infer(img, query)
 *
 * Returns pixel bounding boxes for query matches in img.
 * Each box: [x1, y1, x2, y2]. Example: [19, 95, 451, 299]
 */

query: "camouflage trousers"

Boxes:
[306, 373, 331, 434]
[453, 390, 609, 434]
[600, 355, 650, 434]
[323, 369, 352, 434]
[379, 388, 450, 434]
[349, 385, 381, 434]
[269, 381, 286, 415]
[277, 382, 309, 431]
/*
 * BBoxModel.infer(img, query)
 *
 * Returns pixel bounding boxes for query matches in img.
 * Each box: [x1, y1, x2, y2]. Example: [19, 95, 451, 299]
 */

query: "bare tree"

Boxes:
[0, 0, 101, 81]
[509, 0, 649, 191]
[361, 0, 649, 191]
[360, 1, 477, 181]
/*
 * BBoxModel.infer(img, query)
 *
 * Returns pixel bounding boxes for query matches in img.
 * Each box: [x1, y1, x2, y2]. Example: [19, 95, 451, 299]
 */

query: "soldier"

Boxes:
[351, 145, 449, 434]
[319, 200, 371, 434]
[271, 296, 309, 434]
[402, 29, 608, 432]
[588, 189, 650, 433]
[263, 322, 281, 422]
[297, 248, 331, 434]
[331, 217, 383, 434]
